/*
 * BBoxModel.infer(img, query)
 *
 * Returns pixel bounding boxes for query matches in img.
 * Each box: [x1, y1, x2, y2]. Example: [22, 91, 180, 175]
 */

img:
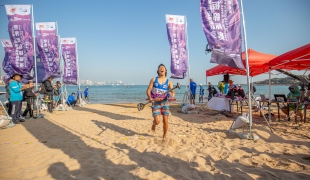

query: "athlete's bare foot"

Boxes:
[163, 135, 167, 141]
[151, 122, 156, 132]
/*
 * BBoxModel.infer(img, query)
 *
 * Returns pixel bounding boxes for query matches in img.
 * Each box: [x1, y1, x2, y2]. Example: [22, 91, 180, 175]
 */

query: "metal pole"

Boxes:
[56, 22, 65, 110]
[75, 37, 81, 104]
[31, 5, 39, 117]
[269, 68, 272, 121]
[240, 0, 253, 138]
[185, 16, 190, 104]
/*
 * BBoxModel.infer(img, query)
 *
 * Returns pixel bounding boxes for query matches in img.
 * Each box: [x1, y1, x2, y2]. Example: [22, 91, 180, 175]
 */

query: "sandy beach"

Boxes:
[1, 103, 310, 179]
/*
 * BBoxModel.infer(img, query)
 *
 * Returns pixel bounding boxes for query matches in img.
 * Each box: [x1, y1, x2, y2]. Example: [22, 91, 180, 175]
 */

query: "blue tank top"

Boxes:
[151, 77, 169, 99]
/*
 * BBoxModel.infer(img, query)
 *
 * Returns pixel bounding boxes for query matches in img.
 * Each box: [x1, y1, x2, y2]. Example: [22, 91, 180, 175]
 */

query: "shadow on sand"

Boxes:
[74, 105, 145, 120]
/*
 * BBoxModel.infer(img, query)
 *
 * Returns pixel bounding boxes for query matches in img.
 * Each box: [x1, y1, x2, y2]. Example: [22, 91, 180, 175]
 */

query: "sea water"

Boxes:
[0, 85, 290, 104]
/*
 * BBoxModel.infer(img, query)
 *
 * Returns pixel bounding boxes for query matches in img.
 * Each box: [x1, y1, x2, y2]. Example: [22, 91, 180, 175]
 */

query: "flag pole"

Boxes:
[240, 0, 254, 139]
[31, 4, 40, 117]
[75, 37, 81, 104]
[185, 16, 191, 104]
[56, 22, 65, 110]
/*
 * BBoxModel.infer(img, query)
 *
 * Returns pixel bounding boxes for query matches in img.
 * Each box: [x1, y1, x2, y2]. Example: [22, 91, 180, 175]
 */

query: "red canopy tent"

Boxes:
[206, 49, 276, 77]
[268, 43, 310, 70]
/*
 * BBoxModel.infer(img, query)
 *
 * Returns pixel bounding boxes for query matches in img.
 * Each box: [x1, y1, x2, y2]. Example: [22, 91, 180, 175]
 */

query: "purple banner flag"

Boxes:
[61, 38, 78, 85]
[5, 5, 34, 82]
[36, 22, 60, 81]
[200, 0, 244, 69]
[1, 39, 14, 84]
[165, 14, 188, 79]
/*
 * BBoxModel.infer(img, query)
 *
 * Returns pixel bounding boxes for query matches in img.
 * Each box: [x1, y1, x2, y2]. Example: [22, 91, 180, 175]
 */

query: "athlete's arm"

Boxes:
[146, 78, 155, 102]
[168, 80, 175, 98]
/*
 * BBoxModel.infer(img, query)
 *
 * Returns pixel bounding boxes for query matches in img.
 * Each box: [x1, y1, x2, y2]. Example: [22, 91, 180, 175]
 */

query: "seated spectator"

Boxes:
[226, 82, 238, 99]
[67, 93, 77, 106]
[281, 85, 304, 122]
[41, 95, 51, 111]
[237, 85, 245, 98]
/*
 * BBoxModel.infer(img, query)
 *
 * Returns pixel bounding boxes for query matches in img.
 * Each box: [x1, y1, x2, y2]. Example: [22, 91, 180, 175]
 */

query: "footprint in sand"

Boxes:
[152, 137, 178, 147]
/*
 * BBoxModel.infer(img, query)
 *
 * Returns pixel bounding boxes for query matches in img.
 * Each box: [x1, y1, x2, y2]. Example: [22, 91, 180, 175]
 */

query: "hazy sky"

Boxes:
[0, 0, 309, 85]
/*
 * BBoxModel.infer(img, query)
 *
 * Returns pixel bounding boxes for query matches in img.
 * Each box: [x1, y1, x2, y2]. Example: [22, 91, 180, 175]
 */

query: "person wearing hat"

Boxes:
[281, 84, 304, 122]
[9, 73, 28, 124]
[199, 84, 204, 103]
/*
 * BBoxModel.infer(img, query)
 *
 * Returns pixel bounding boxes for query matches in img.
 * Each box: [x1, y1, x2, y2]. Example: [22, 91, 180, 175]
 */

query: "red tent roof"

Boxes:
[268, 43, 310, 70]
[206, 49, 276, 77]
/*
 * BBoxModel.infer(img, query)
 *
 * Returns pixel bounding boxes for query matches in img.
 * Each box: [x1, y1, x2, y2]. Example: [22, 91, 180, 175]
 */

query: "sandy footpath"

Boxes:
[0, 103, 310, 180]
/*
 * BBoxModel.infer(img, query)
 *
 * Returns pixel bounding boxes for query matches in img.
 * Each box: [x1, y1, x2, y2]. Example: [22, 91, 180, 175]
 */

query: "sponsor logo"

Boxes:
[19, 8, 27, 12]
[39, 24, 44, 29]
[169, 17, 174, 21]
[10, 8, 16, 13]
[163, 85, 167, 89]
[5, 41, 10, 45]
[63, 40, 67, 43]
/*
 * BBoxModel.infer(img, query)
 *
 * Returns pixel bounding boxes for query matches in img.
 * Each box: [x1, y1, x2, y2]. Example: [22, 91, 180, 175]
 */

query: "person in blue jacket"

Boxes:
[76, 88, 83, 101]
[9, 73, 28, 124]
[84, 87, 90, 103]
[199, 84, 205, 103]
[67, 93, 77, 106]
[190, 78, 197, 105]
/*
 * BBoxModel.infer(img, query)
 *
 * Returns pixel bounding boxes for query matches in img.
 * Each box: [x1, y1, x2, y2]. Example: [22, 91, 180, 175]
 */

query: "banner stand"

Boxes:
[30, 4, 43, 119]
[55, 32, 71, 111]
[238, 0, 258, 141]
[75, 37, 86, 107]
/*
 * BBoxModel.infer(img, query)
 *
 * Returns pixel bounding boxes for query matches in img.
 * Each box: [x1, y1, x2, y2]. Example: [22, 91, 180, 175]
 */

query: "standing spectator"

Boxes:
[54, 81, 62, 106]
[84, 87, 90, 104]
[306, 74, 310, 100]
[199, 84, 204, 103]
[189, 78, 197, 105]
[224, 81, 229, 94]
[43, 76, 54, 113]
[9, 73, 28, 124]
[250, 83, 256, 95]
[77, 88, 83, 103]
[22, 81, 38, 119]
[5, 79, 13, 115]
[218, 81, 224, 93]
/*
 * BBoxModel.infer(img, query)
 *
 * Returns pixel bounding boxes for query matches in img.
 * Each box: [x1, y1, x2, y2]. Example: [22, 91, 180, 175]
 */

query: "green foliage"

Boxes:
[255, 75, 305, 85]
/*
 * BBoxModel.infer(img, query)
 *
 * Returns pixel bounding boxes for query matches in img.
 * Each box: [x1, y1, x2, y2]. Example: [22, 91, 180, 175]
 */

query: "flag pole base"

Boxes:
[228, 129, 259, 141]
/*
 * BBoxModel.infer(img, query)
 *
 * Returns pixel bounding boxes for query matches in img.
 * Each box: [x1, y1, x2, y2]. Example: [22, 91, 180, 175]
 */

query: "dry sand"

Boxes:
[0, 103, 310, 180]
